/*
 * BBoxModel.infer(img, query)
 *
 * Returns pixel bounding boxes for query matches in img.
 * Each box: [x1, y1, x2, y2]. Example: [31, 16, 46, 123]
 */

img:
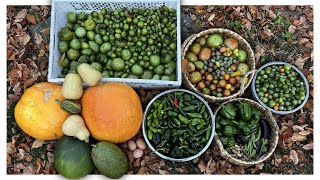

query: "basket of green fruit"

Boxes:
[142, 89, 215, 162]
[49, 0, 181, 88]
[214, 98, 279, 166]
[251, 62, 309, 114]
[182, 28, 255, 102]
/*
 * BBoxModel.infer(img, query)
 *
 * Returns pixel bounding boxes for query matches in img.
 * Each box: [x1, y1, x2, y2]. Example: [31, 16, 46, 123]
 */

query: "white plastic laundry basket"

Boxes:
[49, 0, 181, 88]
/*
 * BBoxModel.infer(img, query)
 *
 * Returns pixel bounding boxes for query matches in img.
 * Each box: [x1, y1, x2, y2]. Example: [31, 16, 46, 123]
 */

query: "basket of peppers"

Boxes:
[214, 98, 279, 166]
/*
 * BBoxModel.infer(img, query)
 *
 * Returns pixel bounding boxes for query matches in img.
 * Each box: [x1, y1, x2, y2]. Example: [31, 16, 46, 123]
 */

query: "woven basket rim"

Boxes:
[213, 98, 279, 166]
[182, 28, 256, 102]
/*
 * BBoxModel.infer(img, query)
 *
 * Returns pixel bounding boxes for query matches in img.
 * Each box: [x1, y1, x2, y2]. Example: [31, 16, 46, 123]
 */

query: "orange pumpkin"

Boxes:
[14, 82, 69, 140]
[81, 83, 143, 143]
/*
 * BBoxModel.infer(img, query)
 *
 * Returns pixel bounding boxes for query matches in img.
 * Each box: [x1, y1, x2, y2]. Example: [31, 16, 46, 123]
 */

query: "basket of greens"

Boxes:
[214, 98, 279, 166]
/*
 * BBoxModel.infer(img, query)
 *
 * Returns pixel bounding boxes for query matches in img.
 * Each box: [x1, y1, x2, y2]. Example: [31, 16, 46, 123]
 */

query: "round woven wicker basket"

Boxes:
[182, 28, 256, 103]
[213, 98, 279, 166]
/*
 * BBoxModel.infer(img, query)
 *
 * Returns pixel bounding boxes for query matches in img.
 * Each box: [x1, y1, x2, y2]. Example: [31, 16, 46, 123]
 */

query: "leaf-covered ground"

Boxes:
[7, 5, 313, 174]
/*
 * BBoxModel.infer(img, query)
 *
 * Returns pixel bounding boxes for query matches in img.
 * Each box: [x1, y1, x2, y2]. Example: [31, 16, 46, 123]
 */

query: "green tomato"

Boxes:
[161, 75, 170, 81]
[59, 28, 73, 41]
[140, 70, 153, 79]
[237, 49, 247, 62]
[131, 64, 144, 76]
[150, 54, 161, 67]
[284, 64, 292, 71]
[78, 11, 87, 21]
[90, 62, 102, 72]
[121, 49, 132, 61]
[207, 34, 223, 48]
[152, 74, 161, 80]
[237, 63, 249, 76]
[58, 41, 69, 53]
[75, 27, 87, 38]
[127, 74, 139, 79]
[67, 12, 77, 23]
[100, 42, 112, 53]
[70, 39, 81, 50]
[168, 73, 176, 81]
[86, 31, 96, 41]
[88, 41, 99, 54]
[268, 100, 276, 107]
[81, 42, 89, 49]
[66, 48, 80, 60]
[111, 58, 125, 71]
[84, 19, 96, 31]
[101, 70, 110, 78]
[162, 53, 172, 63]
[154, 65, 165, 75]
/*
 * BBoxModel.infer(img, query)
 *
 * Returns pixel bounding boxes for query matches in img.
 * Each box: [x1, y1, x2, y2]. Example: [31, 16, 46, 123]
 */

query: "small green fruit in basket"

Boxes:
[238, 49, 248, 62]
[207, 34, 223, 48]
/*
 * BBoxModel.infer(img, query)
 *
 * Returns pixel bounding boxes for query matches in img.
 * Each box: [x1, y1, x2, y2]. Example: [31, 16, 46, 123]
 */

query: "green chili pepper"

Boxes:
[147, 113, 153, 120]
[182, 105, 196, 112]
[200, 104, 206, 114]
[149, 126, 158, 133]
[171, 117, 181, 127]
[168, 111, 178, 117]
[191, 118, 203, 126]
[205, 128, 211, 141]
[187, 113, 203, 118]
[178, 114, 190, 125]
[220, 103, 236, 119]
[147, 129, 153, 140]
[190, 99, 200, 105]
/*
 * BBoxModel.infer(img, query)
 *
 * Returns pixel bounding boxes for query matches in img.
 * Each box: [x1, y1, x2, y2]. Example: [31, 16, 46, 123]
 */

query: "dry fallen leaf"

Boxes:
[32, 139, 45, 149]
[291, 133, 307, 142]
[158, 169, 169, 175]
[35, 33, 43, 44]
[292, 124, 308, 132]
[290, 150, 299, 165]
[22, 34, 31, 45]
[294, 55, 309, 70]
[14, 9, 28, 20]
[302, 143, 313, 150]
[198, 160, 206, 173]
[26, 14, 36, 24]
[207, 14, 215, 22]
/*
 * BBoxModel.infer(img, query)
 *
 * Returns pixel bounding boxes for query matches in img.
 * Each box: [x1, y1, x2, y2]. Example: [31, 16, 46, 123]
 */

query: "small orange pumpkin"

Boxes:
[81, 83, 143, 143]
[14, 82, 69, 140]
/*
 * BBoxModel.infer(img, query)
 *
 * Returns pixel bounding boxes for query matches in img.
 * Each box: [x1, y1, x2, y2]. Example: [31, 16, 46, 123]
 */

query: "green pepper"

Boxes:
[186, 112, 203, 118]
[171, 117, 181, 127]
[220, 103, 236, 119]
[178, 114, 190, 125]
[215, 121, 221, 130]
[191, 118, 204, 126]
[182, 105, 196, 112]
[237, 101, 252, 120]
[251, 107, 263, 120]
[219, 119, 235, 127]
[220, 136, 236, 148]
[241, 125, 251, 136]
[168, 111, 178, 117]
[237, 120, 246, 130]
[147, 129, 153, 140]
[222, 126, 235, 137]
